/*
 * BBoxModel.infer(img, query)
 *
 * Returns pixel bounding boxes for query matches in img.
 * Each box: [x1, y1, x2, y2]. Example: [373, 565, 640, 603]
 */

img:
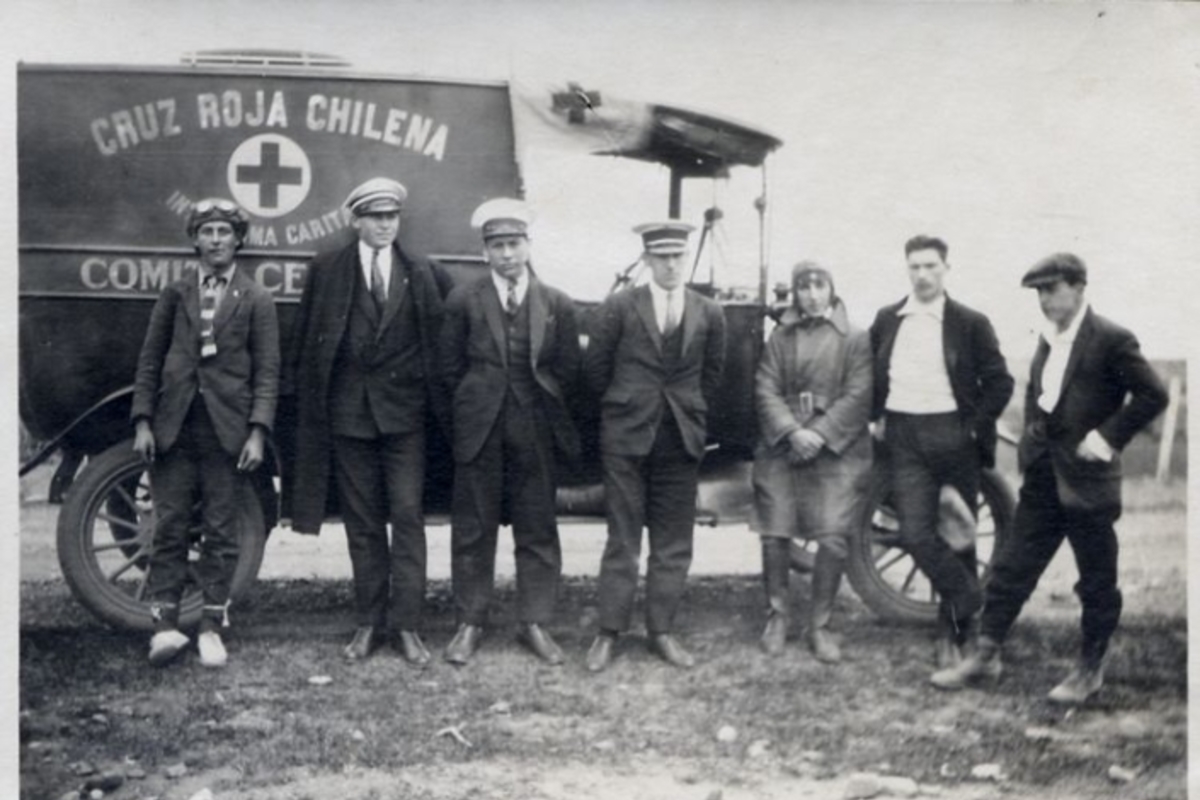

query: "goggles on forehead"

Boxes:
[193, 198, 241, 215]
[187, 197, 249, 239]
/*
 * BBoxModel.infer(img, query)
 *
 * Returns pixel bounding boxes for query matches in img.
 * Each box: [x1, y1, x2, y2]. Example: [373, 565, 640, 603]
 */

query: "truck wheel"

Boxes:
[846, 466, 1015, 624]
[56, 440, 268, 631]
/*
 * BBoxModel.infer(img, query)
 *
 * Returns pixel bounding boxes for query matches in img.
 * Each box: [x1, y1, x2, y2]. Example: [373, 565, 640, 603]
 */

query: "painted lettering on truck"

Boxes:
[89, 90, 449, 162]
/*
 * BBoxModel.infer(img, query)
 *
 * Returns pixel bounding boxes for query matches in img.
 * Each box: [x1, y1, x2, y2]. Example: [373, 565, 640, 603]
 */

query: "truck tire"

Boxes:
[846, 465, 1015, 624]
[56, 440, 268, 631]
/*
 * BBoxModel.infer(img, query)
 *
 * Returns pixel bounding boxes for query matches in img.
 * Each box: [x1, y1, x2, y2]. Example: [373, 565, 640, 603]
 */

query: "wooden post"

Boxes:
[1155, 374, 1182, 482]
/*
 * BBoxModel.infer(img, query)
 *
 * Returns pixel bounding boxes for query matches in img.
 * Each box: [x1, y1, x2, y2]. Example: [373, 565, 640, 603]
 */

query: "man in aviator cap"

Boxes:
[932, 253, 1166, 704]
[584, 221, 726, 671]
[439, 197, 582, 666]
[286, 177, 450, 665]
[132, 197, 279, 668]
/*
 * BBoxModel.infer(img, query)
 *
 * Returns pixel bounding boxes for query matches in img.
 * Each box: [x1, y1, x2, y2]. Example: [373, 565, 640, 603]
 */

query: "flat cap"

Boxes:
[344, 177, 407, 216]
[471, 197, 533, 239]
[633, 221, 695, 254]
[1021, 252, 1088, 288]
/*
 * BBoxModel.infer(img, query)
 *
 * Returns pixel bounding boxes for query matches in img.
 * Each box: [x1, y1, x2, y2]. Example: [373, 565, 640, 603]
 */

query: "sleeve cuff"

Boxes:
[1082, 429, 1115, 462]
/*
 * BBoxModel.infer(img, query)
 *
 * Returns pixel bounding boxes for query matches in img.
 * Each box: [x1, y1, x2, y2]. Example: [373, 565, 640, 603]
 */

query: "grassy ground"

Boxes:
[20, 573, 1186, 800]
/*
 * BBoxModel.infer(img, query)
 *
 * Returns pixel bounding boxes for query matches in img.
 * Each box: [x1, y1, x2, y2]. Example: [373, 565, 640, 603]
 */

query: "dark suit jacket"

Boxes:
[584, 285, 726, 460]
[1019, 307, 1167, 513]
[131, 265, 280, 457]
[285, 238, 450, 533]
[439, 271, 581, 466]
[870, 294, 1014, 467]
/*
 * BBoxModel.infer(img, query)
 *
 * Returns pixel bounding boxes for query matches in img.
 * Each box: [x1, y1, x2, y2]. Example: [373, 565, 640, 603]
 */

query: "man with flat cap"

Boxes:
[439, 197, 582, 666]
[132, 197, 279, 668]
[584, 221, 726, 671]
[932, 253, 1167, 704]
[286, 177, 450, 665]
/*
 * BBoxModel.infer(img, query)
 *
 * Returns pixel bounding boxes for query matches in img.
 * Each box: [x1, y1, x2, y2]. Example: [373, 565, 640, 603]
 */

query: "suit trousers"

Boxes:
[450, 393, 561, 626]
[332, 430, 427, 630]
[147, 398, 242, 626]
[981, 454, 1122, 661]
[597, 416, 699, 635]
[886, 412, 982, 635]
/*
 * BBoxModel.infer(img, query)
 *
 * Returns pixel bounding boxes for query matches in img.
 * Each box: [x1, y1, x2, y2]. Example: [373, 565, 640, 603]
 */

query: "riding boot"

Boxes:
[760, 538, 791, 655]
[807, 547, 845, 663]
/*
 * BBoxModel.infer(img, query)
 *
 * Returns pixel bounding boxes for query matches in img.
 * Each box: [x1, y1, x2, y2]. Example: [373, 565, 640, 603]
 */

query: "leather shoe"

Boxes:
[343, 626, 379, 661]
[395, 630, 431, 667]
[934, 636, 962, 670]
[444, 624, 482, 665]
[517, 623, 565, 665]
[586, 633, 616, 673]
[1047, 660, 1104, 705]
[930, 636, 1003, 691]
[650, 633, 696, 669]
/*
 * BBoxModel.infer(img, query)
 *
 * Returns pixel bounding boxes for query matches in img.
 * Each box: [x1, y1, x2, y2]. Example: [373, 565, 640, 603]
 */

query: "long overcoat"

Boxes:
[752, 300, 873, 539]
[283, 238, 449, 533]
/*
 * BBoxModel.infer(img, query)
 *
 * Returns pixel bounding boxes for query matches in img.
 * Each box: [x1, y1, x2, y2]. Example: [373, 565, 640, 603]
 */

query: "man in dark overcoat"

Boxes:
[583, 222, 726, 671]
[439, 197, 582, 666]
[286, 177, 450, 665]
[932, 253, 1167, 703]
[869, 234, 1014, 675]
[132, 198, 279, 669]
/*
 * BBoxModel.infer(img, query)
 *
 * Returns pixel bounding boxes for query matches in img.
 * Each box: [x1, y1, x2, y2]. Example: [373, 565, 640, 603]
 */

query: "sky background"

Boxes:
[4, 0, 1198, 360]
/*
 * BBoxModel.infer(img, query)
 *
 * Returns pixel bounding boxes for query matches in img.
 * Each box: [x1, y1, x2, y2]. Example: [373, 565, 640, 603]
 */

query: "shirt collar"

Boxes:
[358, 241, 392, 266]
[491, 265, 529, 293]
[647, 279, 682, 307]
[200, 263, 236, 285]
[897, 292, 946, 320]
[1044, 302, 1089, 344]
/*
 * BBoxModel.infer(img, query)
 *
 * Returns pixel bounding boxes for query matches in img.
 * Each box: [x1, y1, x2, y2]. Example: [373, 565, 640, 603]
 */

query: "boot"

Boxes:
[759, 538, 791, 655]
[807, 547, 845, 664]
[930, 635, 1002, 690]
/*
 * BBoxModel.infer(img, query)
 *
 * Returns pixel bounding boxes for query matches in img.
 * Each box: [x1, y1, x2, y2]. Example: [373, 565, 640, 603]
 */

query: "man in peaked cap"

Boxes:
[932, 253, 1167, 704]
[583, 221, 726, 671]
[439, 197, 582, 666]
[285, 177, 451, 665]
[132, 197, 279, 668]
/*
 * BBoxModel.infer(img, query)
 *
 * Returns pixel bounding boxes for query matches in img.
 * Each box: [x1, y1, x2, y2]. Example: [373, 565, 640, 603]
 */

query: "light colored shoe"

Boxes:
[1047, 661, 1104, 705]
[148, 629, 189, 666]
[197, 631, 228, 668]
[930, 637, 1002, 691]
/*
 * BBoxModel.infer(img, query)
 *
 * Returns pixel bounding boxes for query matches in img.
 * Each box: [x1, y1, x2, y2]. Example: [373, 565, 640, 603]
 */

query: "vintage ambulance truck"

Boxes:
[18, 51, 1012, 630]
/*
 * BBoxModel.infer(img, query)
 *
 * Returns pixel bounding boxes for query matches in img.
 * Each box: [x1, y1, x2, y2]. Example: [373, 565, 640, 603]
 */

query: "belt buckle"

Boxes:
[797, 391, 814, 423]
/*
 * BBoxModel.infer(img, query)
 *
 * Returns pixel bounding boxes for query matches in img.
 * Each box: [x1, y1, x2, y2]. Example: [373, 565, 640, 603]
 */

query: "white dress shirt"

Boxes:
[885, 293, 958, 414]
[647, 280, 684, 334]
[1038, 303, 1113, 461]
[491, 267, 529, 309]
[358, 242, 393, 297]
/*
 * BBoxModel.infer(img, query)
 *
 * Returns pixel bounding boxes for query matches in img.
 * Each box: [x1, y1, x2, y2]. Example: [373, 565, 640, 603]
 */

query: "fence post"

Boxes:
[1155, 374, 1182, 483]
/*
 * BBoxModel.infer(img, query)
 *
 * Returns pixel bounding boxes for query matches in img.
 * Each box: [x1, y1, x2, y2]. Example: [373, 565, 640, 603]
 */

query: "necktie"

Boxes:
[663, 291, 679, 335]
[369, 248, 387, 308]
[505, 276, 519, 316]
[199, 274, 227, 359]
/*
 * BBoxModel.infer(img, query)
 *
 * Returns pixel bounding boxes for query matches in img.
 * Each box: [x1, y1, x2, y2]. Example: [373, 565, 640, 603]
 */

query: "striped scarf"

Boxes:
[199, 273, 227, 358]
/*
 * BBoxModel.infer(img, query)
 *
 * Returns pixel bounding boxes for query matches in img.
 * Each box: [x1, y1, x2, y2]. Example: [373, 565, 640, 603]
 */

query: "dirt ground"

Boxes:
[16, 465, 1189, 800]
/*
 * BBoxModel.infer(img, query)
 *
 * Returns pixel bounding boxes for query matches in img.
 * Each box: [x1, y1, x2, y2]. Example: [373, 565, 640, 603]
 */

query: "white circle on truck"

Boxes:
[227, 133, 312, 219]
